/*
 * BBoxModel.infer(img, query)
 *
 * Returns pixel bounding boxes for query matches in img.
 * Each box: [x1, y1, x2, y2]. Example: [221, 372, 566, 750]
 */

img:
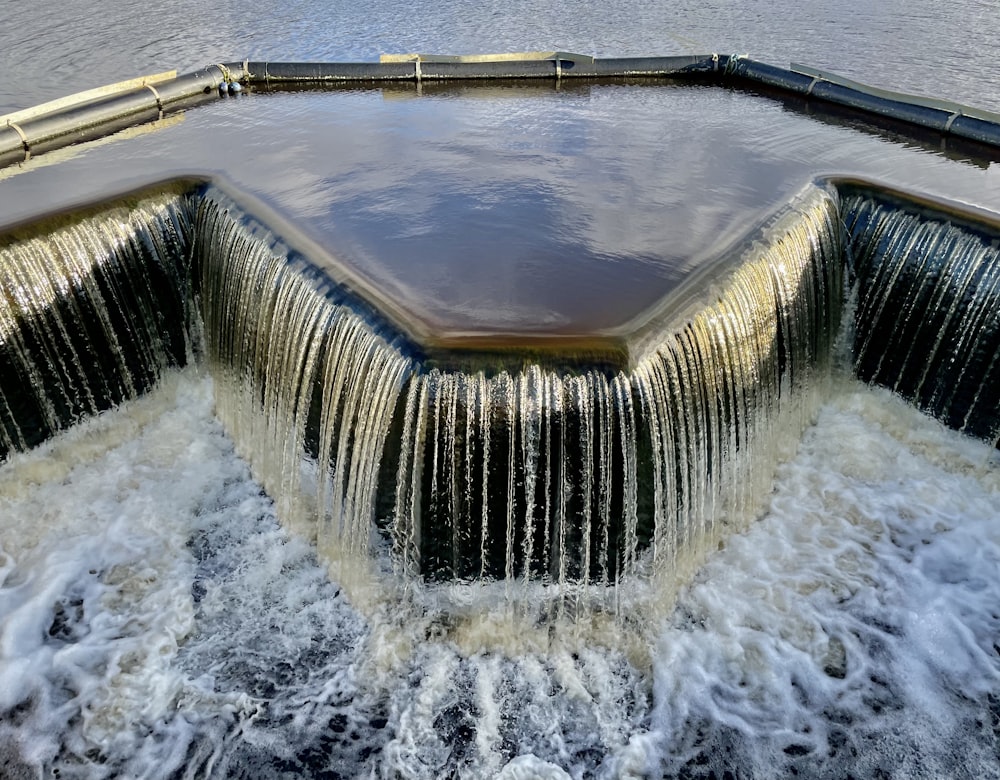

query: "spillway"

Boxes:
[844, 186, 1000, 441]
[0, 178, 995, 611]
[189, 183, 843, 602]
[0, 187, 192, 456]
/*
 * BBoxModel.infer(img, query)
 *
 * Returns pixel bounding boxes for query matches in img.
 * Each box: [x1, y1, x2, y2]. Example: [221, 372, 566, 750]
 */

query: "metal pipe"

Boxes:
[1, 65, 225, 165]
[3, 55, 1000, 170]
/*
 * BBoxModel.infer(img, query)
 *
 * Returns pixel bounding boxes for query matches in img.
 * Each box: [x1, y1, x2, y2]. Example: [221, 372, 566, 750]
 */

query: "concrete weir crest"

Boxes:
[1, 172, 997, 614]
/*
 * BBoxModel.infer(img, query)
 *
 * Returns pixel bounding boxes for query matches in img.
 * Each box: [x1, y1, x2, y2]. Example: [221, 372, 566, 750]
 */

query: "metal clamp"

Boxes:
[943, 110, 963, 133]
[144, 83, 164, 112]
[6, 120, 30, 161]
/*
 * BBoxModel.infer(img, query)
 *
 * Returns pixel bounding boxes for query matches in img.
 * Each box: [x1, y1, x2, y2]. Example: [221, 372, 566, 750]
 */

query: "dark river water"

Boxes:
[2, 0, 999, 336]
[2, 3, 1000, 779]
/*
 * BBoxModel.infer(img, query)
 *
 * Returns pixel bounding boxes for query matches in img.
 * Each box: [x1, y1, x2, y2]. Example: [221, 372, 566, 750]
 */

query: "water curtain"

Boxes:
[844, 190, 1000, 443]
[0, 179, 994, 602]
[194, 185, 842, 592]
[0, 190, 191, 457]
[193, 191, 415, 574]
[384, 189, 841, 590]
[632, 192, 841, 589]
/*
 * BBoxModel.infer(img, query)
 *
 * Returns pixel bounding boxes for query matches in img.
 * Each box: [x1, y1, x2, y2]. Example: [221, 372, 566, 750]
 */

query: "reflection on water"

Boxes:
[3, 2, 1000, 777]
[0, 81, 997, 337]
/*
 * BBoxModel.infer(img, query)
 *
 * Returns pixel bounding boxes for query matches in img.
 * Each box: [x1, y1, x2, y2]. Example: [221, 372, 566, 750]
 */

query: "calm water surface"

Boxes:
[1, 49, 998, 334]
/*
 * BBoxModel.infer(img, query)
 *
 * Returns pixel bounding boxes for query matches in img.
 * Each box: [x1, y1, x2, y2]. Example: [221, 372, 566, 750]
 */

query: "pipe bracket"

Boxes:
[144, 83, 164, 113]
[6, 121, 30, 161]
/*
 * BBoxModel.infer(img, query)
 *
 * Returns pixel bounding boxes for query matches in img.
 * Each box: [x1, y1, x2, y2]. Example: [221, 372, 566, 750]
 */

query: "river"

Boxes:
[1, 1, 1000, 778]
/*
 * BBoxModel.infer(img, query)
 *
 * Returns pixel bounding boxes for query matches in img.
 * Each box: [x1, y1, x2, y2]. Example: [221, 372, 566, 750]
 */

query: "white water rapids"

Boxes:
[1, 366, 997, 778]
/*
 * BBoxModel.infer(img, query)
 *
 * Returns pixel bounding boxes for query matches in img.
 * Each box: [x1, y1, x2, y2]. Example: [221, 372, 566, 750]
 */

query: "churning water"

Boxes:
[2, 1, 1000, 777]
[0, 172, 999, 777]
[1, 368, 998, 778]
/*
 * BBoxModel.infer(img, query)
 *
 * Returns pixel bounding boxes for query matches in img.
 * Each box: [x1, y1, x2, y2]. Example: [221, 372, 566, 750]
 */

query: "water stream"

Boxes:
[0, 176, 998, 777]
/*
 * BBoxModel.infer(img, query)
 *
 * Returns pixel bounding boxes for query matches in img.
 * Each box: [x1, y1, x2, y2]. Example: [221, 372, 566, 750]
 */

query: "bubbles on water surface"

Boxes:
[0, 369, 998, 778]
[650, 381, 1000, 779]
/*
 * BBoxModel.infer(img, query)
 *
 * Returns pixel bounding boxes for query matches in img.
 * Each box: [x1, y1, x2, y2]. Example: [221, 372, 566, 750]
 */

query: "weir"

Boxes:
[387, 189, 842, 585]
[0, 186, 192, 457]
[193, 187, 415, 575]
[843, 186, 1000, 441]
[0, 178, 995, 604]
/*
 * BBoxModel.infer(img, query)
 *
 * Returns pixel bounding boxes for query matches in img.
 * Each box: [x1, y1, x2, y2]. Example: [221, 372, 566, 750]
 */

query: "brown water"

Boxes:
[3, 4, 1000, 778]
[0, 80, 997, 340]
[3, 0, 1000, 340]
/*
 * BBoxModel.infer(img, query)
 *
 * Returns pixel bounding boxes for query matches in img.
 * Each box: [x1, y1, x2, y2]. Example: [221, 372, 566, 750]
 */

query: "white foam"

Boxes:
[1, 371, 998, 778]
[645, 379, 1000, 776]
[0, 369, 256, 773]
[497, 754, 573, 780]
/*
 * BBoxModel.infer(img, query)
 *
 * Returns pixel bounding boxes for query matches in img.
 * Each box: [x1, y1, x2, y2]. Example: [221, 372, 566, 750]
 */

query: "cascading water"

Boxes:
[844, 188, 1000, 444]
[633, 188, 842, 595]
[2, 178, 994, 606]
[390, 186, 843, 601]
[0, 187, 192, 459]
[391, 366, 640, 587]
[1, 176, 999, 778]
[0, 181, 843, 602]
[193, 187, 415, 590]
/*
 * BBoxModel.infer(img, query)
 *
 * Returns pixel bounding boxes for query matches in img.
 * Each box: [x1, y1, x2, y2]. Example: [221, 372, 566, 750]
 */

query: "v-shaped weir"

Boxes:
[192, 182, 842, 589]
[0, 177, 996, 601]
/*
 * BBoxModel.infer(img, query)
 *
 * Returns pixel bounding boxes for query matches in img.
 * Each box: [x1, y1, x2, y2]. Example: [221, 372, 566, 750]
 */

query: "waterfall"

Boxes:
[390, 366, 639, 587]
[390, 186, 843, 596]
[0, 180, 845, 605]
[0, 188, 192, 460]
[844, 189, 1000, 444]
[9, 175, 998, 612]
[634, 187, 842, 591]
[193, 188, 415, 584]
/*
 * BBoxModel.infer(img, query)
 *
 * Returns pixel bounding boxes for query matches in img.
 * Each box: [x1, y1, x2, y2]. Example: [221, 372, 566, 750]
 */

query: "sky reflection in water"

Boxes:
[1, 80, 997, 336]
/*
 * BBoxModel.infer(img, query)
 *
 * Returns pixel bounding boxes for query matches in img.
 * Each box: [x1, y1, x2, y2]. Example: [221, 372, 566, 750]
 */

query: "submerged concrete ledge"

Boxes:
[3, 54, 1000, 168]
